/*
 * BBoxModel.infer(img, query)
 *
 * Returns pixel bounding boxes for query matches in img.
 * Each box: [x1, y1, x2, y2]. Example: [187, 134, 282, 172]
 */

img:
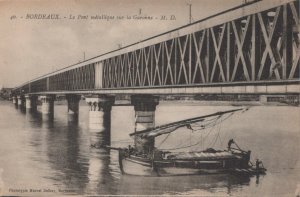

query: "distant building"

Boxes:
[0, 87, 13, 100]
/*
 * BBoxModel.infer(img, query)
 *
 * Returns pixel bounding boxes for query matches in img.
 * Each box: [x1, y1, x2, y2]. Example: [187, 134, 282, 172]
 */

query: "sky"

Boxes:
[0, 0, 243, 88]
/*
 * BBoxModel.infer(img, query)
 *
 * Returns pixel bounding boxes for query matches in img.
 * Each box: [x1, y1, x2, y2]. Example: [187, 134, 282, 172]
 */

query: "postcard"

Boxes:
[0, 0, 299, 196]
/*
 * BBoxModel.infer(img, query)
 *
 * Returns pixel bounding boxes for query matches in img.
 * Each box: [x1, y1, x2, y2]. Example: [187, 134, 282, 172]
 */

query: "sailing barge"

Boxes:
[115, 108, 266, 176]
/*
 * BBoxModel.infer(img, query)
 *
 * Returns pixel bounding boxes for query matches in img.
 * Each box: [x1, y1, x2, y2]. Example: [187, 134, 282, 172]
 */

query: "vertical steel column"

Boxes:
[282, 4, 293, 80]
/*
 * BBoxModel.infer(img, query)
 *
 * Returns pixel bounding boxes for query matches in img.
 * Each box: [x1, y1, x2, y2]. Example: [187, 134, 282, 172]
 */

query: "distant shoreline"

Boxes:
[159, 100, 298, 107]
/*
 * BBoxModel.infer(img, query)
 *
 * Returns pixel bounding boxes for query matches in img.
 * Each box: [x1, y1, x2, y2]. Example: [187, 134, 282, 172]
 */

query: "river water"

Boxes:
[0, 100, 299, 196]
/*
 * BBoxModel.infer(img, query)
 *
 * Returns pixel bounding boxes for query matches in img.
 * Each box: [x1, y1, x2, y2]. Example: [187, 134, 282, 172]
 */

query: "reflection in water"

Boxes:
[25, 110, 43, 128]
[89, 110, 111, 147]
[90, 131, 111, 147]
[68, 113, 78, 123]
[26, 108, 37, 114]
[117, 173, 251, 195]
[256, 174, 260, 185]
[18, 105, 26, 114]
[45, 119, 89, 194]
[87, 144, 116, 195]
[14, 103, 19, 109]
[25, 109, 89, 194]
[42, 114, 54, 124]
[25, 108, 115, 195]
[1, 102, 299, 196]
[87, 122, 116, 194]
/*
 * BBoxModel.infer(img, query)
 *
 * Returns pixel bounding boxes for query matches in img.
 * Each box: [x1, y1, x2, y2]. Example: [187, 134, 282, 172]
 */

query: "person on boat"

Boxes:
[128, 145, 134, 155]
[256, 159, 262, 170]
[152, 148, 164, 160]
[227, 139, 235, 150]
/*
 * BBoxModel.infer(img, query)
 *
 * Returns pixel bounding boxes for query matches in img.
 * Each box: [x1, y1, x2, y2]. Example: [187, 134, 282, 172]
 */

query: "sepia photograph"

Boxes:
[0, 0, 299, 196]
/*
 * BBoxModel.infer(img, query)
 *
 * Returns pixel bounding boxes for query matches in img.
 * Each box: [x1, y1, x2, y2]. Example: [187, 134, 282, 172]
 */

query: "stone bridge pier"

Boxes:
[85, 95, 115, 131]
[12, 96, 18, 105]
[39, 95, 55, 118]
[66, 94, 81, 122]
[25, 95, 38, 112]
[131, 95, 159, 155]
[17, 95, 25, 108]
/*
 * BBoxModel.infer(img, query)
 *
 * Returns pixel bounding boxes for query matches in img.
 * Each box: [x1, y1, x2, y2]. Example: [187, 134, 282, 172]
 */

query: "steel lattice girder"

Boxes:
[12, 0, 300, 94]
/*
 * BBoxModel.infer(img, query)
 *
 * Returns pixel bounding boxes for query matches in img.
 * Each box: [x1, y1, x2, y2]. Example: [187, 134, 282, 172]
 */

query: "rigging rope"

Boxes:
[161, 112, 236, 151]
[157, 132, 171, 148]
[161, 115, 221, 151]
[208, 120, 222, 148]
[194, 115, 220, 151]
[191, 116, 220, 129]
[217, 123, 223, 147]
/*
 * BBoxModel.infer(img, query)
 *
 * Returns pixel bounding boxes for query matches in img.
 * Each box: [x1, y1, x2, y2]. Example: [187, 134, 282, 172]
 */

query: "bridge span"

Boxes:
[10, 0, 300, 146]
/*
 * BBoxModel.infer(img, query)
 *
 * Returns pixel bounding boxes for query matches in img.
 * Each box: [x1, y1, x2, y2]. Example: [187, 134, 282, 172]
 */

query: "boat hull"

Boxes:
[120, 157, 239, 176]
[120, 157, 157, 176]
[118, 150, 257, 176]
[156, 166, 227, 176]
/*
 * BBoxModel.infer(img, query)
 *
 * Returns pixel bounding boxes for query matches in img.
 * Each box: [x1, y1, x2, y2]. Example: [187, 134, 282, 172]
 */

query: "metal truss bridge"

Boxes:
[12, 0, 300, 96]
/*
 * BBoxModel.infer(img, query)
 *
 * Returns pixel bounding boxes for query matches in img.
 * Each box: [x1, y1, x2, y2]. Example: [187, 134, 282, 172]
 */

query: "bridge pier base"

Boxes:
[25, 95, 37, 112]
[131, 95, 159, 155]
[85, 95, 115, 131]
[39, 95, 55, 115]
[259, 95, 268, 103]
[12, 96, 17, 104]
[17, 96, 25, 108]
[66, 94, 81, 122]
